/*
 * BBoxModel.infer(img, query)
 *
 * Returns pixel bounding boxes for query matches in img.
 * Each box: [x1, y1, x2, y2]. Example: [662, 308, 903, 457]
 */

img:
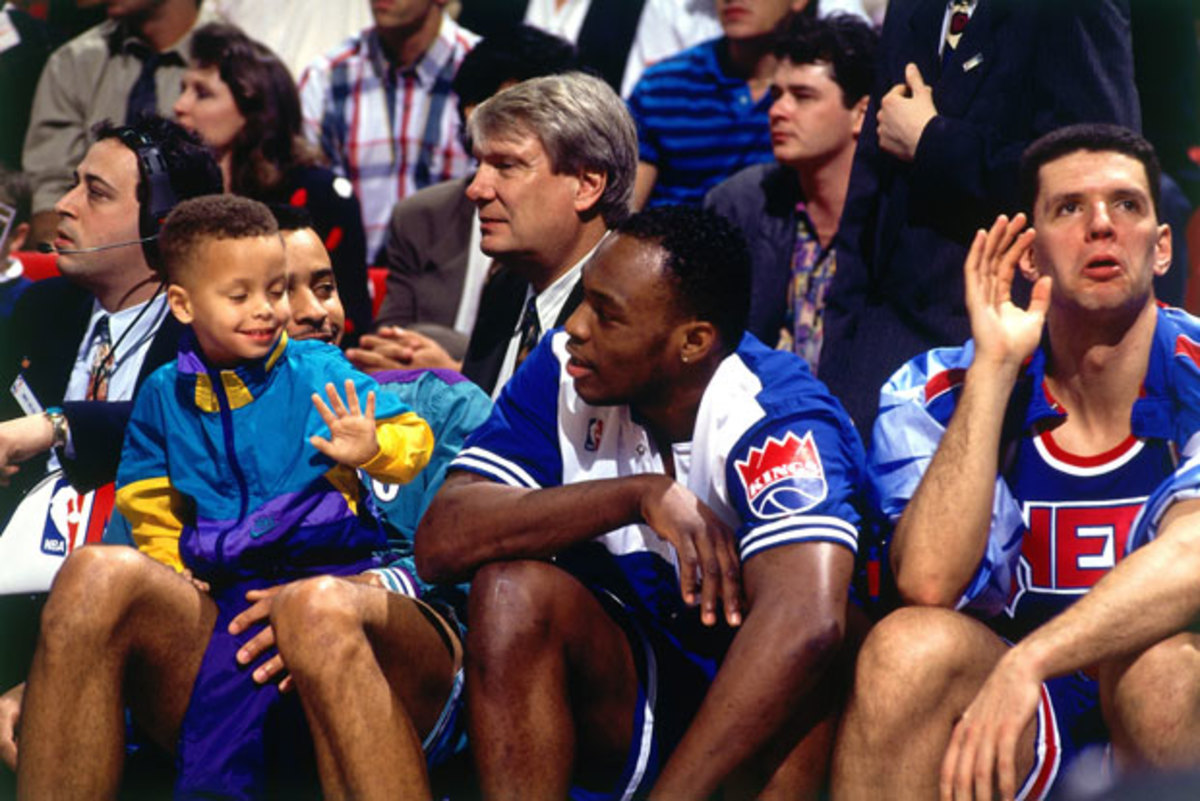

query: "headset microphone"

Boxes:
[36, 236, 156, 255]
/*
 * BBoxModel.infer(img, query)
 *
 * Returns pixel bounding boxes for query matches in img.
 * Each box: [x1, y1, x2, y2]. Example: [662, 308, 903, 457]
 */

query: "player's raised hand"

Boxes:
[964, 213, 1050, 372]
[640, 477, 743, 628]
[310, 379, 380, 467]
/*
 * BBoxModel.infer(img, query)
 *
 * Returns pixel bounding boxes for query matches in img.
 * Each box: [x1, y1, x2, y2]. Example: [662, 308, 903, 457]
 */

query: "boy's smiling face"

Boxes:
[167, 234, 290, 367]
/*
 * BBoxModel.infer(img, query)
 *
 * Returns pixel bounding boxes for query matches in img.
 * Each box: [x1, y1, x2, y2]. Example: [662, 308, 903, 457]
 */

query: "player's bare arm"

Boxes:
[416, 470, 743, 627]
[0, 415, 55, 486]
[891, 215, 1051, 605]
[941, 497, 1200, 801]
[652, 541, 854, 798]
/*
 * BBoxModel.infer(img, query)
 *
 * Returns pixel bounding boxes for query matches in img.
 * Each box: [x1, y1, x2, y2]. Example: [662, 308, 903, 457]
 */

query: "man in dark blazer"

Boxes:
[459, 71, 637, 397]
[705, 13, 876, 365]
[0, 115, 221, 522]
[820, 0, 1141, 440]
[373, 176, 475, 359]
[354, 70, 637, 399]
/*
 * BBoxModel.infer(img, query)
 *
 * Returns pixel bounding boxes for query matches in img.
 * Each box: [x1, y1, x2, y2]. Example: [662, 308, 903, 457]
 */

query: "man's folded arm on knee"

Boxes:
[416, 470, 741, 625]
[942, 497, 1200, 800]
[1000, 498, 1200, 684]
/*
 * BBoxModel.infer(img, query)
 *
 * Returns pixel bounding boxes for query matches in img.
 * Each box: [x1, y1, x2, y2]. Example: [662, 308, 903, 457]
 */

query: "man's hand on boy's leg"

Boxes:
[229, 572, 388, 694]
[310, 379, 381, 467]
[181, 568, 211, 593]
[229, 585, 294, 693]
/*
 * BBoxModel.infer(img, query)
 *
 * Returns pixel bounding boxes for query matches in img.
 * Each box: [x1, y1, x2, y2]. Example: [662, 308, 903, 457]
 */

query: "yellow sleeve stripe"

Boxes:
[359, 410, 434, 485]
[324, 464, 361, 516]
[116, 476, 187, 573]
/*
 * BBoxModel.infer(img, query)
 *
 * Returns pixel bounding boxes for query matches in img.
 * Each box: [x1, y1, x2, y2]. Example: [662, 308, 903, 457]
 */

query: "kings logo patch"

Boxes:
[734, 431, 827, 518]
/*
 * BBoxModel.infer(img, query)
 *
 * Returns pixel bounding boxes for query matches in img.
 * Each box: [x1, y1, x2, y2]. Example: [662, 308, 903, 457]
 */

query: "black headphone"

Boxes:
[115, 127, 179, 272]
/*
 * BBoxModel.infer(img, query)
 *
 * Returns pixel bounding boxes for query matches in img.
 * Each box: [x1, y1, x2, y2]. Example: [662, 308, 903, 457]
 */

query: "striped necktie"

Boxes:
[514, 295, 541, 369]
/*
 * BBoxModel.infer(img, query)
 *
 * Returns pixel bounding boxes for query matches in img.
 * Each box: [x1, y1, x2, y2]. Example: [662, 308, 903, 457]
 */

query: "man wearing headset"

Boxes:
[0, 115, 219, 778]
[0, 115, 221, 506]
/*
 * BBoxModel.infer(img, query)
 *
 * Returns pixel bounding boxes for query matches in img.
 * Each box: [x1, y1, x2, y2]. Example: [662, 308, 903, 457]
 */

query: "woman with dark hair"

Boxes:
[174, 22, 372, 341]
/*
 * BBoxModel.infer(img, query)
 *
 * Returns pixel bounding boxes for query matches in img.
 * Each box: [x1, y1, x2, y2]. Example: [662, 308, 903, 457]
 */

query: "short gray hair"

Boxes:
[467, 72, 638, 227]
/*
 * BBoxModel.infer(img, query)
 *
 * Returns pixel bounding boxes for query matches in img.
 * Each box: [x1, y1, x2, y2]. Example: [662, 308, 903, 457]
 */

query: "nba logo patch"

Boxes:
[585, 418, 604, 452]
[735, 431, 827, 518]
[42, 478, 113, 556]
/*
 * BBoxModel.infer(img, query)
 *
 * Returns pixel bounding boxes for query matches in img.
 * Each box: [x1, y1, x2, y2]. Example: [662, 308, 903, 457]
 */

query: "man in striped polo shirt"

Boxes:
[628, 0, 813, 209]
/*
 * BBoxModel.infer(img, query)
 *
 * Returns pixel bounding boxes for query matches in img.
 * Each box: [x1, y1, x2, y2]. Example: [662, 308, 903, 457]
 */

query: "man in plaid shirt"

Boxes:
[299, 0, 478, 260]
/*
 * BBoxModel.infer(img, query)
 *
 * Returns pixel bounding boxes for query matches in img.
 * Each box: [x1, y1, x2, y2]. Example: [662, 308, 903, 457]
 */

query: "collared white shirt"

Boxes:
[65, 294, 168, 405]
[491, 238, 604, 399]
[453, 214, 490, 336]
[51, 292, 168, 466]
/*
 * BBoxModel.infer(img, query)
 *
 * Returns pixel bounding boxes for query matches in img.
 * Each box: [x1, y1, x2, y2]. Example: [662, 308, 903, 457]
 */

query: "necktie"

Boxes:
[944, 0, 972, 54]
[126, 50, 162, 123]
[514, 295, 541, 370]
[87, 316, 113, 402]
[942, 0, 973, 72]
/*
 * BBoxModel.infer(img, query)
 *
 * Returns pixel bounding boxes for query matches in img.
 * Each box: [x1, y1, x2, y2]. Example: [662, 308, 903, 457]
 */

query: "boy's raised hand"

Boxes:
[310, 379, 380, 466]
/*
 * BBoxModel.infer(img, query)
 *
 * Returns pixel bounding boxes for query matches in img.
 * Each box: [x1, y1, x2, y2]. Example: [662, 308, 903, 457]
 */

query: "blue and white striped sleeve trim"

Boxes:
[368, 566, 420, 598]
[739, 515, 859, 562]
[450, 446, 543, 489]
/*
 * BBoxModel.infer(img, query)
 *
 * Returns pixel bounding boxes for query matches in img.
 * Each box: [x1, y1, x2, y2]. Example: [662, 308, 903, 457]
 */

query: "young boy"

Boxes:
[115, 194, 434, 797]
[258, 205, 492, 797]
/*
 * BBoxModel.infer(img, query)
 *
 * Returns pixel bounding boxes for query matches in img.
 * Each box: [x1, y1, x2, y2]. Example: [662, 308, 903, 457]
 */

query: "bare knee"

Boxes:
[40, 546, 158, 644]
[271, 575, 365, 668]
[466, 561, 568, 665]
[850, 607, 996, 726]
[856, 608, 980, 689]
[1103, 633, 1200, 767]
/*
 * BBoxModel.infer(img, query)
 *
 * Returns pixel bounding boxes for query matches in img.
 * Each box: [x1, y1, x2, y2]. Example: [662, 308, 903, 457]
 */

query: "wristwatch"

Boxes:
[44, 406, 68, 450]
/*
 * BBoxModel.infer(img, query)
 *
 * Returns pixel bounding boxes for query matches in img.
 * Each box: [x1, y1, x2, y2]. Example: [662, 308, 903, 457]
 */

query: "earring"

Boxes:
[681, 353, 689, 364]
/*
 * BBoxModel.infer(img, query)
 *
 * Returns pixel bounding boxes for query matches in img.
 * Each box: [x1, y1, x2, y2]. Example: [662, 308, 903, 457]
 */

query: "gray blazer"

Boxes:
[376, 176, 475, 358]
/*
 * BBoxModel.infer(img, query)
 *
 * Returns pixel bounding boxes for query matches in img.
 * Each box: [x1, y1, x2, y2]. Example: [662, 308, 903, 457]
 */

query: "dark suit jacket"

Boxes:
[705, 162, 800, 347]
[460, 265, 584, 396]
[456, 0, 646, 92]
[822, 0, 1140, 440]
[0, 278, 183, 513]
[375, 177, 474, 358]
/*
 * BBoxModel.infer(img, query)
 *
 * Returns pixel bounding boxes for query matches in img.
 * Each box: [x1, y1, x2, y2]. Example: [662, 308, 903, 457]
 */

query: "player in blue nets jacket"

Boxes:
[834, 124, 1200, 801]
